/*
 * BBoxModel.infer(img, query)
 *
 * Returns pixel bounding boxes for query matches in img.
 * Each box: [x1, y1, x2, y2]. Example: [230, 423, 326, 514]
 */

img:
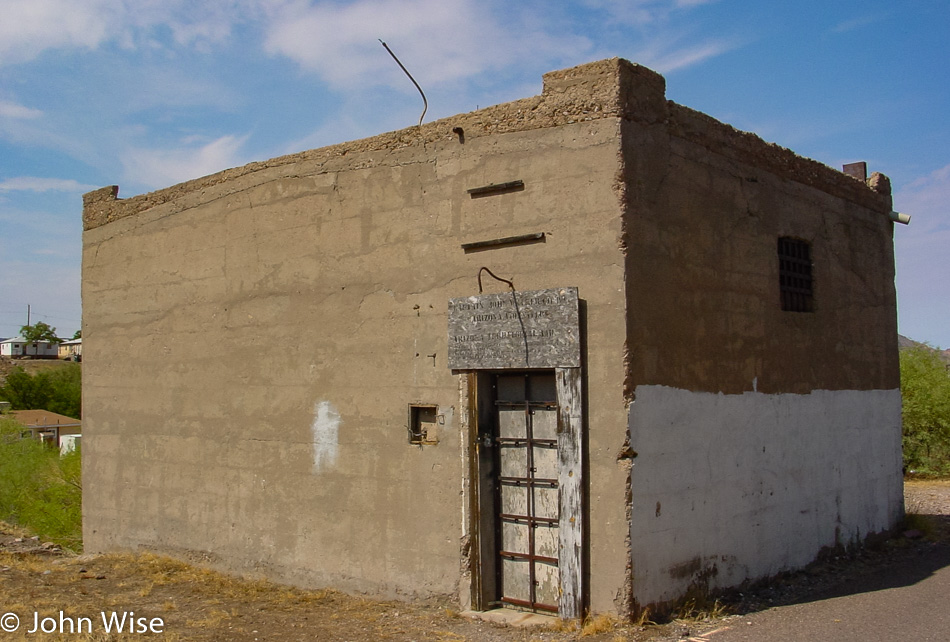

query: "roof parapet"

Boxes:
[542, 57, 668, 125]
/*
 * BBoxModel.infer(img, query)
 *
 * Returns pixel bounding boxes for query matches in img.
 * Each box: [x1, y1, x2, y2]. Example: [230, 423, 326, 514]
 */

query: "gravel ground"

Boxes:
[904, 479, 950, 535]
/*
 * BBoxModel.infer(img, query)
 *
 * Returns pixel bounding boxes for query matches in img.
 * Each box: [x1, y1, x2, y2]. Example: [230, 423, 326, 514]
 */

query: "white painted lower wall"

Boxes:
[627, 385, 903, 608]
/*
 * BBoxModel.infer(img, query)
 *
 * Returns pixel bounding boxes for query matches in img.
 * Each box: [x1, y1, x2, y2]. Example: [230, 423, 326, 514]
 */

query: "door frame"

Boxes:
[466, 367, 584, 618]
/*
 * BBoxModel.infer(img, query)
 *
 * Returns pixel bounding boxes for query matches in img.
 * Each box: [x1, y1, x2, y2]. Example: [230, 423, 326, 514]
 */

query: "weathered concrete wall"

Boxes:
[621, 83, 898, 396]
[617, 60, 902, 611]
[627, 386, 902, 608]
[82, 60, 634, 610]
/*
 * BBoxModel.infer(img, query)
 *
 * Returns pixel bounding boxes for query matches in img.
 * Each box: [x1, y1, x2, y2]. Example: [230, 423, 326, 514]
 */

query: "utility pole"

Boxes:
[26, 304, 30, 327]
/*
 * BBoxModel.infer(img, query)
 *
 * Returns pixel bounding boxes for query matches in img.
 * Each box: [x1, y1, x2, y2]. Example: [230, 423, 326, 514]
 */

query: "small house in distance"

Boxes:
[0, 337, 59, 359]
[80, 58, 902, 618]
[58, 338, 82, 361]
[9, 409, 81, 454]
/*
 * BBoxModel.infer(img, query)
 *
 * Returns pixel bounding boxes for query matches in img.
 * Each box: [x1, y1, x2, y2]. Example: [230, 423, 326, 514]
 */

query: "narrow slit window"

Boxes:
[778, 237, 814, 312]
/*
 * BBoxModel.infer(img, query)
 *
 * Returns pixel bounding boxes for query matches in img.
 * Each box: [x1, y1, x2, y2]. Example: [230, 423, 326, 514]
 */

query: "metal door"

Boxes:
[494, 372, 560, 613]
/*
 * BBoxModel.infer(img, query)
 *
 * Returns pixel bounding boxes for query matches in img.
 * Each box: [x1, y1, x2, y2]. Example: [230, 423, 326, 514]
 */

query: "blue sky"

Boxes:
[0, 0, 947, 347]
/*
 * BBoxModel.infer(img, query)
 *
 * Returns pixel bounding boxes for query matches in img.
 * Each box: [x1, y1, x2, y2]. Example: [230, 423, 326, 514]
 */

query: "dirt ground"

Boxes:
[0, 481, 947, 642]
[0, 357, 73, 388]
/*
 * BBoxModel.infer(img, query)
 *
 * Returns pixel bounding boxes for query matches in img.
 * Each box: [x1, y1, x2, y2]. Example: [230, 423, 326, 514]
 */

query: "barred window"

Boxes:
[778, 237, 813, 312]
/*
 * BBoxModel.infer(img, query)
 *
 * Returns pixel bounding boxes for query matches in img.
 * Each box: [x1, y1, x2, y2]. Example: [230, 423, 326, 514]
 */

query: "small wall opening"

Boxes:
[408, 404, 439, 445]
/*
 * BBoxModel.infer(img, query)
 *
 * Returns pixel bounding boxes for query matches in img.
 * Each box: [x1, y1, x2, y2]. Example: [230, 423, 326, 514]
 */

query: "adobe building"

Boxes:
[80, 58, 902, 618]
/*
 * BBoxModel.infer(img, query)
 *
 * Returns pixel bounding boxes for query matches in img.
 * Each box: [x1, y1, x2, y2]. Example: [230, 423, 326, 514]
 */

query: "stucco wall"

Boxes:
[618, 64, 902, 611]
[82, 60, 634, 609]
[627, 386, 903, 608]
[621, 95, 898, 396]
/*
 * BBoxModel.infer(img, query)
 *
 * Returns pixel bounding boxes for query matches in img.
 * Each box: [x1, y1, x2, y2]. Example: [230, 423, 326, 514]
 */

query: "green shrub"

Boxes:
[0, 417, 82, 549]
[46, 363, 82, 419]
[0, 363, 81, 419]
[901, 346, 950, 476]
[0, 368, 52, 410]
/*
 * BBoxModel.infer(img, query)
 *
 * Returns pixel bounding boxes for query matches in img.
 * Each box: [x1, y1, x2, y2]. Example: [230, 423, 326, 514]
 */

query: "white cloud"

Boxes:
[0, 0, 263, 65]
[830, 13, 884, 35]
[262, 0, 590, 89]
[633, 38, 737, 73]
[0, 177, 96, 192]
[120, 134, 250, 191]
[572, 0, 734, 74]
[896, 163, 950, 231]
[0, 0, 113, 64]
[117, 0, 267, 48]
[114, 63, 244, 113]
[582, 0, 717, 26]
[0, 100, 42, 119]
[0, 0, 723, 86]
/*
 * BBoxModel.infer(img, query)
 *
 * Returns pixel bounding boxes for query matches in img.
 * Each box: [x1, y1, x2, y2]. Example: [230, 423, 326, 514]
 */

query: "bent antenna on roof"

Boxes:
[379, 39, 428, 127]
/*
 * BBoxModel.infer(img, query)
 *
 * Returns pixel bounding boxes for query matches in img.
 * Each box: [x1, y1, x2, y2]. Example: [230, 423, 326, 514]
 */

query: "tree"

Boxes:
[71, 329, 81, 340]
[20, 322, 61, 344]
[901, 346, 950, 475]
[0, 364, 81, 419]
[0, 368, 52, 410]
[46, 364, 82, 419]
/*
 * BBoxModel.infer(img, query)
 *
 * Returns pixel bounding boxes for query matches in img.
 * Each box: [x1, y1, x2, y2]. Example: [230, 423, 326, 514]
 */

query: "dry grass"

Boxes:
[0, 520, 31, 538]
[118, 552, 335, 606]
[7, 545, 672, 641]
[0, 358, 73, 377]
[0, 550, 353, 641]
[633, 607, 655, 627]
[580, 613, 620, 636]
[550, 617, 580, 633]
[671, 598, 729, 623]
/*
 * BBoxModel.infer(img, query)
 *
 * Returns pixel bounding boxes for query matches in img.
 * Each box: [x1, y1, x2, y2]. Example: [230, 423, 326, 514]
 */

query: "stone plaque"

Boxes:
[448, 287, 580, 370]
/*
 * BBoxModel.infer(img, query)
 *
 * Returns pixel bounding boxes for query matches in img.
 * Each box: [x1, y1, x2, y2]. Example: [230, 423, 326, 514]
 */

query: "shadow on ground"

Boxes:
[722, 513, 950, 616]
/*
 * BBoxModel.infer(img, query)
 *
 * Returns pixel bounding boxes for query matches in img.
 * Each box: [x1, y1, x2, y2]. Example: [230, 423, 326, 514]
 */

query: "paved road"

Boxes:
[690, 543, 950, 642]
